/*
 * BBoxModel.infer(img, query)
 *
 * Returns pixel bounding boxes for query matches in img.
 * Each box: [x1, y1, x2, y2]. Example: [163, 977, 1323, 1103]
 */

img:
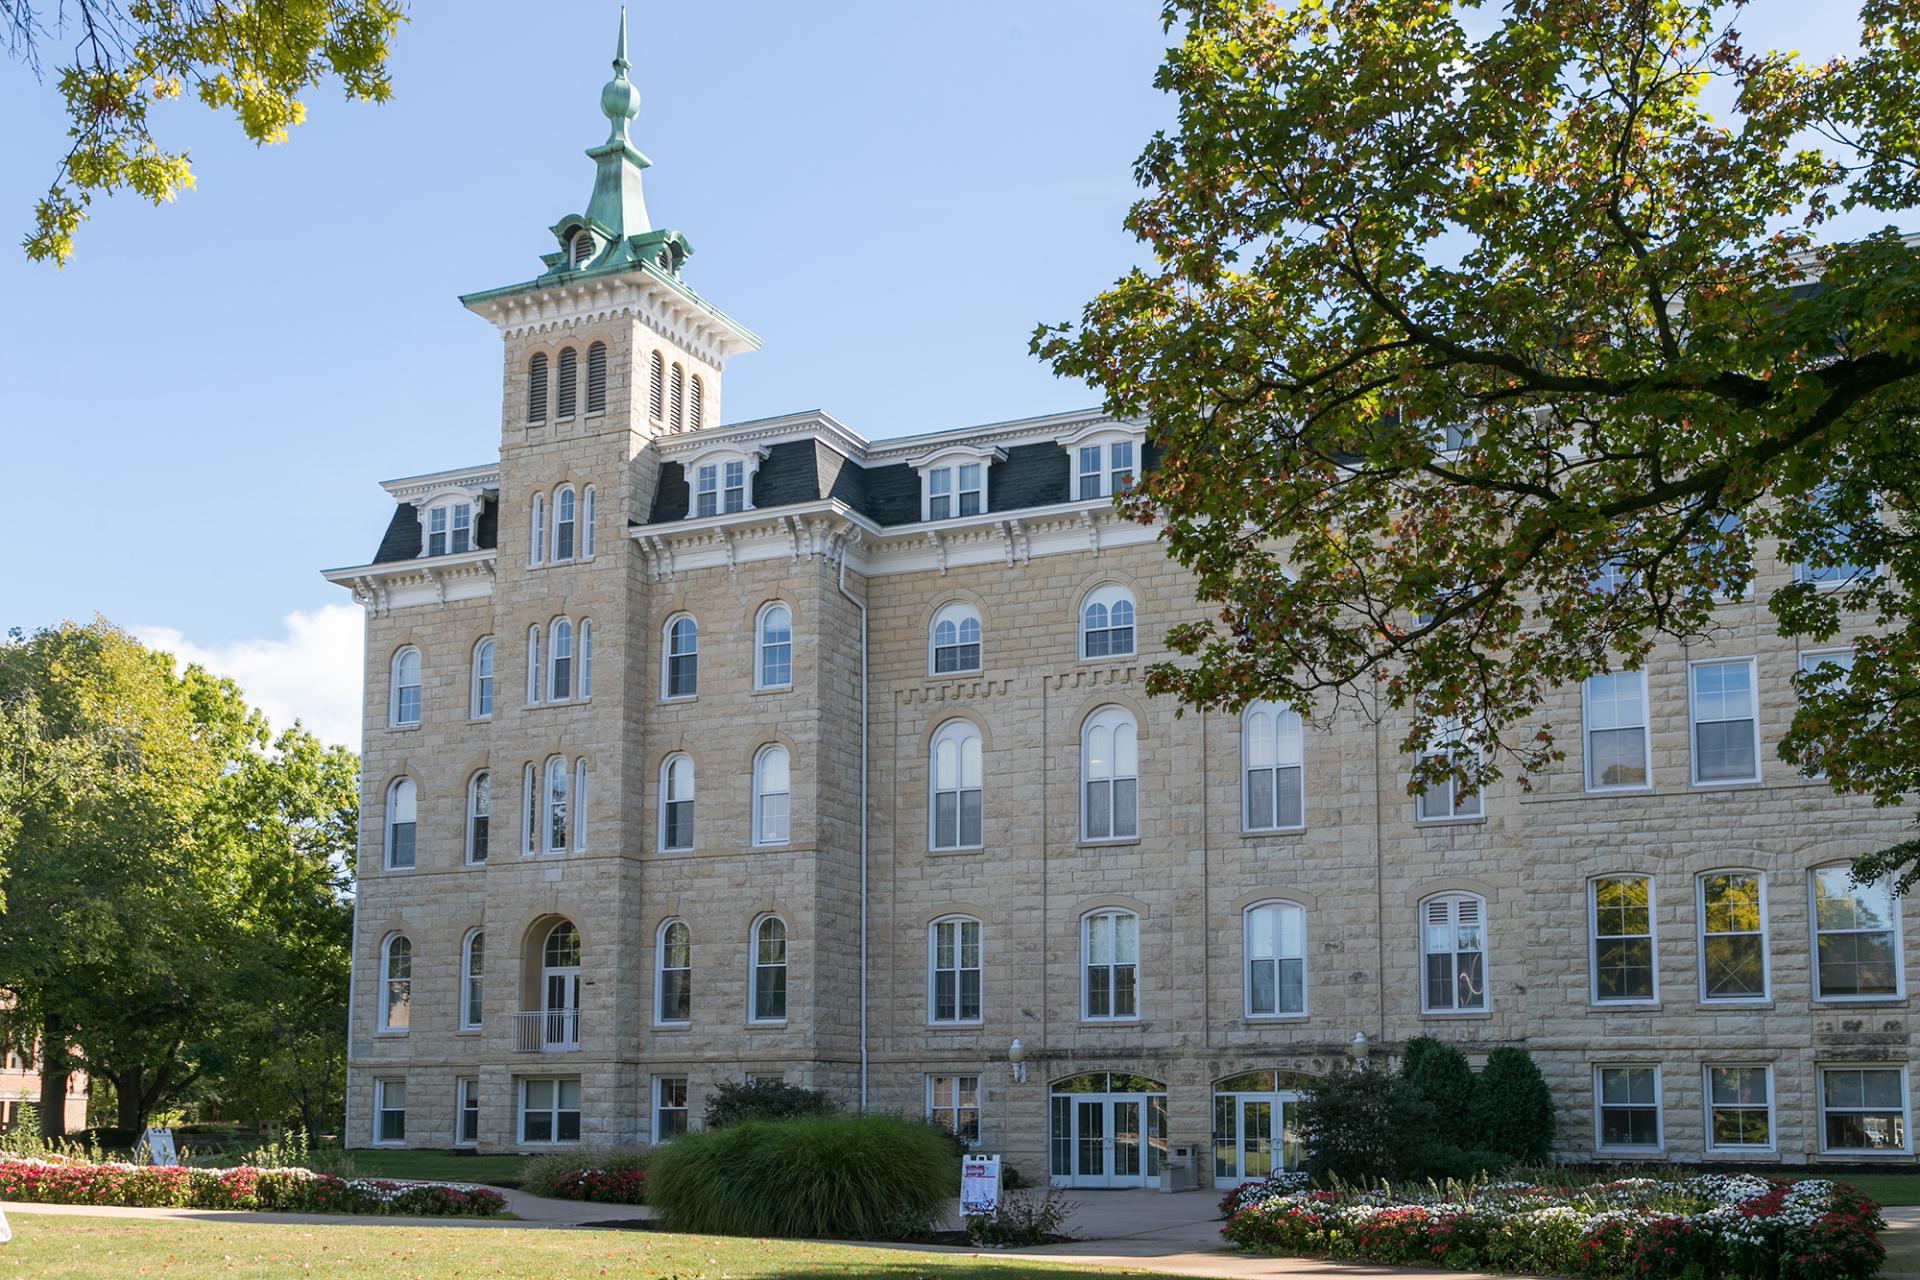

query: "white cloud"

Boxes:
[135, 604, 365, 751]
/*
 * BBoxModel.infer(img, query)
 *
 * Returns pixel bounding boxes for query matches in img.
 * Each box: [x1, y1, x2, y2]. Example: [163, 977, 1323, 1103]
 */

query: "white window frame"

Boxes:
[749, 915, 788, 1025]
[1810, 865, 1905, 1002]
[1817, 1063, 1912, 1156]
[1241, 701, 1306, 833]
[1416, 725, 1483, 823]
[1594, 1064, 1663, 1154]
[1419, 892, 1488, 1014]
[470, 638, 494, 720]
[926, 1074, 981, 1147]
[466, 770, 490, 865]
[518, 1076, 582, 1145]
[525, 626, 541, 706]
[421, 500, 473, 558]
[389, 647, 421, 728]
[530, 491, 546, 565]
[551, 485, 576, 561]
[384, 777, 417, 871]
[373, 1078, 407, 1145]
[752, 744, 791, 847]
[459, 929, 484, 1030]
[1080, 705, 1140, 842]
[1688, 657, 1761, 786]
[910, 445, 1002, 522]
[1243, 900, 1308, 1020]
[1703, 1063, 1775, 1154]
[1589, 874, 1658, 1006]
[547, 618, 573, 703]
[582, 485, 597, 557]
[929, 601, 984, 675]
[693, 463, 719, 517]
[455, 1077, 480, 1147]
[756, 603, 793, 690]
[578, 620, 593, 700]
[656, 919, 691, 1026]
[379, 934, 411, 1032]
[1079, 584, 1137, 661]
[1582, 670, 1652, 792]
[659, 754, 694, 852]
[1794, 487, 1876, 589]
[681, 445, 766, 519]
[653, 1076, 690, 1143]
[929, 719, 984, 851]
[543, 755, 569, 855]
[663, 614, 698, 700]
[1696, 870, 1770, 1004]
[1080, 908, 1141, 1022]
[928, 915, 984, 1025]
[521, 762, 536, 856]
[1062, 426, 1144, 502]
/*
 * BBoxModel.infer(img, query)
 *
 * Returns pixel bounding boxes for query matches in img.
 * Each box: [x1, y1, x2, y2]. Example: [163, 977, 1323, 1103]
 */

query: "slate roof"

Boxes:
[371, 499, 499, 565]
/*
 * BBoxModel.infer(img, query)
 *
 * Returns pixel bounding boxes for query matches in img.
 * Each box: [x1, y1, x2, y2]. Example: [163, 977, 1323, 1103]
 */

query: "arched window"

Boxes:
[540, 921, 581, 1051]
[552, 486, 576, 561]
[930, 602, 983, 675]
[527, 353, 548, 424]
[929, 916, 982, 1023]
[660, 754, 694, 851]
[556, 347, 578, 418]
[569, 229, 594, 267]
[525, 625, 542, 705]
[466, 771, 490, 864]
[470, 638, 495, 719]
[750, 916, 788, 1022]
[573, 758, 589, 851]
[757, 603, 793, 689]
[648, 351, 665, 421]
[549, 618, 573, 701]
[657, 920, 691, 1024]
[753, 745, 791, 846]
[1081, 706, 1139, 841]
[1420, 893, 1486, 1013]
[930, 720, 983, 850]
[1082, 909, 1139, 1020]
[1243, 702, 1305, 831]
[385, 778, 417, 869]
[381, 935, 412, 1031]
[582, 486, 597, 557]
[585, 343, 607, 414]
[578, 620, 593, 699]
[664, 615, 698, 698]
[460, 930, 485, 1029]
[530, 492, 546, 565]
[522, 762, 537, 855]
[1245, 901, 1307, 1017]
[1081, 585, 1136, 659]
[670, 362, 686, 430]
[690, 374, 705, 429]
[544, 756, 569, 854]
[389, 647, 421, 727]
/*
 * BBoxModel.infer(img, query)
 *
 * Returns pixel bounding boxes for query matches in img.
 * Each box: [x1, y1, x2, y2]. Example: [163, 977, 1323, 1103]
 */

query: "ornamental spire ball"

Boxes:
[601, 7, 641, 143]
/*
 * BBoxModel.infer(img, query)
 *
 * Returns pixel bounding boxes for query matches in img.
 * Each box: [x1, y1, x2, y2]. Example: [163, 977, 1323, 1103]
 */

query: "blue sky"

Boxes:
[0, 1, 1878, 749]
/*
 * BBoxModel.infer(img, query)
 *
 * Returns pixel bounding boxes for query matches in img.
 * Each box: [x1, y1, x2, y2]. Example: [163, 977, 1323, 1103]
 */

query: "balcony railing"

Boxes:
[513, 1009, 580, 1053]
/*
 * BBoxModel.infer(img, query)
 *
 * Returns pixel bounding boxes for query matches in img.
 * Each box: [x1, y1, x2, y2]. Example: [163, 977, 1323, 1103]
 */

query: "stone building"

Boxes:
[324, 20, 1916, 1182]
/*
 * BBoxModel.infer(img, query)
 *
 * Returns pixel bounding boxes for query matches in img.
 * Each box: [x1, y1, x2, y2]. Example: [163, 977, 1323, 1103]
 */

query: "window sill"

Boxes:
[371, 1140, 406, 1148]
[751, 841, 793, 851]
[1078, 838, 1142, 849]
[1243, 1014, 1310, 1024]
[468, 715, 493, 724]
[652, 1021, 691, 1032]
[1079, 1018, 1143, 1027]
[930, 844, 985, 856]
[1706, 1146, 1778, 1158]
[373, 1030, 409, 1038]
[1700, 999, 1772, 1010]
[1812, 995, 1908, 1006]
[1596, 1146, 1665, 1158]
[1241, 827, 1306, 839]
[928, 1020, 985, 1030]
[1077, 655, 1138, 667]
[752, 685, 793, 697]
[1691, 778, 1764, 791]
[1584, 784, 1652, 796]
[1818, 1148, 1914, 1159]
[455, 1027, 481, 1036]
[383, 864, 415, 874]
[1590, 1001, 1661, 1011]
[1415, 815, 1487, 828]
[928, 669, 985, 680]
[745, 1021, 789, 1031]
[661, 695, 699, 705]
[1419, 1009, 1493, 1020]
[387, 723, 421, 732]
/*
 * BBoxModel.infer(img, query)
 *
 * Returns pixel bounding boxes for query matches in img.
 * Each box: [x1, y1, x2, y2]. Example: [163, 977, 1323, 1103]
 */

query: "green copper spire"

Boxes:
[585, 6, 650, 238]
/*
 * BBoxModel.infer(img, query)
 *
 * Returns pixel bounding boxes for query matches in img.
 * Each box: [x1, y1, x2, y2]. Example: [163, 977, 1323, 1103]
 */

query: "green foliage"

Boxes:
[646, 1113, 953, 1239]
[1297, 1069, 1499, 1183]
[1038, 0, 1920, 892]
[1401, 1037, 1477, 1148]
[520, 1147, 650, 1202]
[964, 1187, 1077, 1247]
[701, 1078, 839, 1130]
[1468, 1047, 1557, 1163]
[6, 0, 407, 265]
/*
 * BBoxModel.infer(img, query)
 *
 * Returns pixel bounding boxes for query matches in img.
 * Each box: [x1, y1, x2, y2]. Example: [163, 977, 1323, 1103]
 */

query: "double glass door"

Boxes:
[1050, 1074, 1167, 1188]
[1213, 1088, 1301, 1183]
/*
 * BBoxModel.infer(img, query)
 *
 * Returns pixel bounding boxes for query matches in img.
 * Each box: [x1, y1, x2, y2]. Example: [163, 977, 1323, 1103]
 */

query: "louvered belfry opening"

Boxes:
[586, 342, 607, 414]
[557, 347, 578, 418]
[527, 353, 549, 424]
[670, 362, 685, 431]
[571, 230, 594, 266]
[690, 374, 704, 429]
[648, 351, 665, 421]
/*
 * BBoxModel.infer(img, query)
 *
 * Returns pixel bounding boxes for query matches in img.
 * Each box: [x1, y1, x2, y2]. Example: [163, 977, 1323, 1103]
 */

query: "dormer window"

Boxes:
[421, 499, 476, 557]
[569, 230, 594, 267]
[682, 446, 763, 519]
[911, 446, 1001, 522]
[1064, 424, 1145, 501]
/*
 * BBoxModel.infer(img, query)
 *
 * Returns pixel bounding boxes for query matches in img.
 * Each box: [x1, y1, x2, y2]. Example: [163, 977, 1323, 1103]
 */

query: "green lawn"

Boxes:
[314, 1147, 530, 1188]
[0, 1217, 1186, 1280]
[1815, 1171, 1920, 1207]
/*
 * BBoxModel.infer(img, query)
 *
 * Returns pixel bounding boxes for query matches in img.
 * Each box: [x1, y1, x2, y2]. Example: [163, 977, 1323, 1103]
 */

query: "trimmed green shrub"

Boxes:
[646, 1112, 952, 1238]
[1297, 1070, 1501, 1182]
[1467, 1046, 1556, 1162]
[701, 1079, 838, 1130]
[521, 1147, 650, 1202]
[1401, 1036, 1477, 1147]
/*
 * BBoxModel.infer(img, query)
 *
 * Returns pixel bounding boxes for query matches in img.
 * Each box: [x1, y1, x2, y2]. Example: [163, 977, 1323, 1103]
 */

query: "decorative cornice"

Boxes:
[460, 268, 760, 368]
[380, 464, 500, 505]
[321, 551, 497, 616]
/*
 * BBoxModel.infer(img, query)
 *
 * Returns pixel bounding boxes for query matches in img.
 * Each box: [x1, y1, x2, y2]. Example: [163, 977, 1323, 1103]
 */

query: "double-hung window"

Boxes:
[549, 619, 573, 701]
[927, 1076, 980, 1145]
[1820, 1066, 1909, 1153]
[520, 1078, 581, 1143]
[957, 463, 983, 516]
[757, 605, 792, 688]
[427, 503, 471, 556]
[460, 931, 484, 1029]
[374, 1079, 406, 1144]
[1698, 872, 1767, 1000]
[928, 467, 954, 520]
[385, 779, 417, 870]
[723, 460, 746, 513]
[694, 465, 719, 517]
[1075, 441, 1136, 499]
[751, 917, 788, 1022]
[660, 756, 694, 852]
[543, 757, 570, 853]
[654, 1077, 689, 1142]
[1417, 723, 1482, 821]
[1812, 867, 1900, 999]
[1242, 702, 1304, 831]
[930, 720, 983, 850]
[665, 617, 698, 698]
[553, 488, 576, 561]
[1705, 1065, 1773, 1151]
[1583, 672, 1650, 790]
[1082, 910, 1139, 1020]
[1690, 659, 1759, 784]
[1244, 902, 1306, 1017]
[466, 772, 490, 864]
[753, 746, 790, 846]
[470, 639, 494, 719]
[390, 648, 421, 727]
[1421, 894, 1486, 1013]
[1081, 586, 1136, 659]
[380, 936, 411, 1031]
[1797, 649, 1856, 779]
[456, 1078, 480, 1146]
[657, 921, 691, 1024]
[930, 603, 983, 674]
[1595, 1066, 1661, 1151]
[1591, 874, 1655, 1003]
[930, 917, 982, 1023]
[1081, 707, 1139, 840]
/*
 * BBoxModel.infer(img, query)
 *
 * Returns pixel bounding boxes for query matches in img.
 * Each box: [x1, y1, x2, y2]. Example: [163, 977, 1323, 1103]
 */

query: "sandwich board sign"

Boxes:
[139, 1127, 177, 1166]
[959, 1154, 1001, 1216]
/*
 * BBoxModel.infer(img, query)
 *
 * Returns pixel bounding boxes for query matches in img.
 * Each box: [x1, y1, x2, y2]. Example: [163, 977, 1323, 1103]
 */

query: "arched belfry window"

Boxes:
[649, 351, 665, 421]
[670, 363, 686, 431]
[586, 343, 607, 414]
[556, 347, 578, 418]
[570, 230, 594, 267]
[527, 353, 548, 424]
[690, 375, 705, 429]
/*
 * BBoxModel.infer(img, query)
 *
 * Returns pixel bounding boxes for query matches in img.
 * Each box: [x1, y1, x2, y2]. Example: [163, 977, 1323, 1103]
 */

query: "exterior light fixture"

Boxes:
[1349, 1031, 1371, 1072]
[1008, 1038, 1026, 1084]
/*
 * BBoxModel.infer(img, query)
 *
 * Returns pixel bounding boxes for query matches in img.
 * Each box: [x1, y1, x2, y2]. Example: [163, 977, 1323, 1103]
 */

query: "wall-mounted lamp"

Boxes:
[1008, 1038, 1027, 1084]
[1349, 1031, 1372, 1072]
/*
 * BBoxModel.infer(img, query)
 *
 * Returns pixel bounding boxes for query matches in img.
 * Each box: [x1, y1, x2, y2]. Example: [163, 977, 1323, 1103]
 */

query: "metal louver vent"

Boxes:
[571, 231, 594, 266]
[527, 353, 548, 424]
[557, 348, 578, 418]
[586, 342, 607, 413]
[670, 363, 685, 430]
[649, 351, 665, 420]
[690, 375, 704, 429]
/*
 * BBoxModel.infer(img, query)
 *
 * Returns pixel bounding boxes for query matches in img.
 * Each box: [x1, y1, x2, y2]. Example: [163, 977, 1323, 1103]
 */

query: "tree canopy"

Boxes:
[0, 620, 356, 1135]
[4, 0, 405, 266]
[1039, 0, 1920, 882]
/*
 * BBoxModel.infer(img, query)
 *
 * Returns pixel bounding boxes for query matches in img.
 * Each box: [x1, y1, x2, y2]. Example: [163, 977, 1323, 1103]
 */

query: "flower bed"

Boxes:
[544, 1166, 647, 1204]
[0, 1157, 508, 1218]
[1222, 1171, 1884, 1280]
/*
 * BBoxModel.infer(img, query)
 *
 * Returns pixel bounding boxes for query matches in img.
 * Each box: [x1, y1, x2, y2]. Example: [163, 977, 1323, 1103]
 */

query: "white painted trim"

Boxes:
[1695, 869, 1771, 1004]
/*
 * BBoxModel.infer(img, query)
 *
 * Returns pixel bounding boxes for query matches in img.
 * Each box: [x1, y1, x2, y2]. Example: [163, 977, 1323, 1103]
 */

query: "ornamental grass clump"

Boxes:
[1221, 1171, 1885, 1280]
[646, 1112, 952, 1239]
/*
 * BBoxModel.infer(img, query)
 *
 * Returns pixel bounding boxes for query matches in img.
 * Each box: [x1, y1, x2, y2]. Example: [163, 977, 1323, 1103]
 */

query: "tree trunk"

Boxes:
[36, 1011, 68, 1140]
[115, 1068, 145, 1133]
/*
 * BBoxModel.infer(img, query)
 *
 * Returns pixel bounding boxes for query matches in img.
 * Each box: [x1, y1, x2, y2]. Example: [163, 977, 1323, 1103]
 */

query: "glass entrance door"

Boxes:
[1051, 1075, 1168, 1188]
[1238, 1099, 1274, 1180]
[1213, 1072, 1308, 1184]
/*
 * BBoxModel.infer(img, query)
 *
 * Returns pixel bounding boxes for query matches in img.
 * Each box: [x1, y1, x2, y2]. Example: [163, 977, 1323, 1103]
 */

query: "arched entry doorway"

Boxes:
[1212, 1069, 1312, 1183]
[1048, 1072, 1168, 1188]
[539, 921, 581, 1050]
